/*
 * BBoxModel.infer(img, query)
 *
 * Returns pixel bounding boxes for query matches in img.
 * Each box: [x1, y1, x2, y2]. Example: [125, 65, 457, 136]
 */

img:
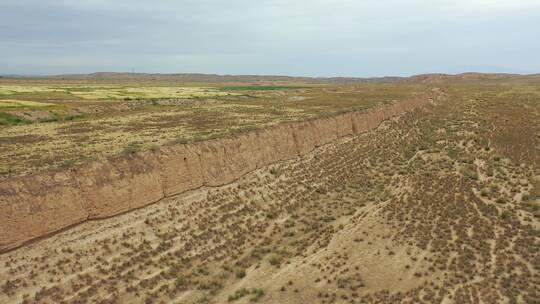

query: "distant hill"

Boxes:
[2, 72, 539, 84]
[41, 72, 405, 84]
[405, 72, 540, 84]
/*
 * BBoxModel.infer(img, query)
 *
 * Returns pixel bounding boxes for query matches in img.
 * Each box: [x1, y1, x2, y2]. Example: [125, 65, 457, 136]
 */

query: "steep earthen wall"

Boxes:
[0, 96, 431, 253]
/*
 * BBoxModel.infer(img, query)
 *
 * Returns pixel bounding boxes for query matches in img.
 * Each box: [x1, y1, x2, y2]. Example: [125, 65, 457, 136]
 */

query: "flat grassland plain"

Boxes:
[0, 74, 539, 304]
[0, 75, 423, 177]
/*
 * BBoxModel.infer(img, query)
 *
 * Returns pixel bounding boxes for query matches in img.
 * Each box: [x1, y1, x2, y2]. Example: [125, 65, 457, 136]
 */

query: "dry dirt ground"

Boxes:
[0, 83, 539, 303]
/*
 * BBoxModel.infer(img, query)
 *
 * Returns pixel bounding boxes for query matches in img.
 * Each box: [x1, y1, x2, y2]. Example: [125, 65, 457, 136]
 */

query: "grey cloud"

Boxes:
[0, 0, 539, 76]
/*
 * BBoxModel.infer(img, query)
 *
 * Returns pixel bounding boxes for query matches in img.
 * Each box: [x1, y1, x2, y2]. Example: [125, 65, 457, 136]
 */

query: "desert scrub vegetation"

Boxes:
[0, 112, 30, 126]
[267, 253, 282, 266]
[234, 269, 246, 279]
[227, 288, 265, 302]
[1, 79, 539, 304]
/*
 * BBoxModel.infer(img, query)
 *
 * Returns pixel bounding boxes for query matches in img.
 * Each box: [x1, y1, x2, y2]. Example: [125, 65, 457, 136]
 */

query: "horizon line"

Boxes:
[1, 71, 539, 79]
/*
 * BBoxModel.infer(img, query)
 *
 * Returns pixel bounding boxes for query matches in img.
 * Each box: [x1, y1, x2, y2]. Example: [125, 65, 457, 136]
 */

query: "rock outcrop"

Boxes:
[0, 95, 432, 253]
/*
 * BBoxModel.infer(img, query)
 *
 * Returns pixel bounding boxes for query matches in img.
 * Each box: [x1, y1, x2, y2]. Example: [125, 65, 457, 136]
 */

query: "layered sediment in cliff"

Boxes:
[0, 95, 432, 253]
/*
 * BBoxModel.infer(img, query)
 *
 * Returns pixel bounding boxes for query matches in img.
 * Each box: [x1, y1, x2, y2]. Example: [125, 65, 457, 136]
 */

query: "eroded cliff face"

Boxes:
[0, 96, 432, 253]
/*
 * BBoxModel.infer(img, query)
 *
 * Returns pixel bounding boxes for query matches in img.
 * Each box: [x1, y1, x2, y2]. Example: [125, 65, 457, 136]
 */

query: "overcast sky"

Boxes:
[1, 0, 539, 77]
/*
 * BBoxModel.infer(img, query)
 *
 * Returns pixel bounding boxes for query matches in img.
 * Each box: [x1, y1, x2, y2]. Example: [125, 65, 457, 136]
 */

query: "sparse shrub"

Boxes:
[0, 112, 30, 126]
[496, 197, 507, 204]
[39, 115, 59, 123]
[266, 211, 278, 219]
[227, 288, 265, 302]
[60, 159, 76, 169]
[249, 289, 264, 302]
[268, 254, 282, 266]
[64, 114, 85, 121]
[228, 288, 249, 302]
[235, 269, 246, 279]
[316, 186, 327, 194]
[122, 143, 141, 156]
[461, 167, 478, 180]
[174, 277, 186, 288]
[173, 138, 188, 145]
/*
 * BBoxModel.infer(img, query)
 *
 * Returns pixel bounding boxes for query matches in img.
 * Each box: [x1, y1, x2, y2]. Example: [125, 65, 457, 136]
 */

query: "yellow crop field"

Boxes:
[0, 99, 55, 107]
[0, 85, 242, 101]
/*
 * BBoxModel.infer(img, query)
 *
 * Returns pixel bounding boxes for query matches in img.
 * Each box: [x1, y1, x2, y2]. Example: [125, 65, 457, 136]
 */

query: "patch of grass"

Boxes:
[268, 254, 282, 266]
[269, 167, 280, 176]
[228, 288, 265, 302]
[0, 99, 54, 108]
[59, 159, 77, 169]
[121, 143, 142, 156]
[249, 289, 265, 302]
[235, 269, 246, 279]
[500, 210, 511, 220]
[64, 114, 85, 121]
[0, 112, 30, 126]
[39, 114, 60, 123]
[228, 288, 250, 302]
[496, 197, 507, 204]
[173, 138, 189, 145]
[220, 86, 306, 91]
[520, 201, 540, 218]
[446, 148, 458, 158]
[460, 166, 478, 180]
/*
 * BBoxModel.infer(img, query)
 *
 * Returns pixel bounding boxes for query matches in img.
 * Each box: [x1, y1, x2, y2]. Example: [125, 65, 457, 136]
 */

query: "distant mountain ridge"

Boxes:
[1, 72, 539, 84]
[44, 72, 405, 84]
